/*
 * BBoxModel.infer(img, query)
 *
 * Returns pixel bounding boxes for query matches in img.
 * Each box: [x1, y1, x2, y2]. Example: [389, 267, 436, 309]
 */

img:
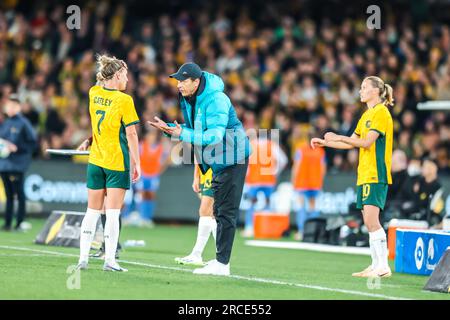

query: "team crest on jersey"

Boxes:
[365, 120, 372, 128]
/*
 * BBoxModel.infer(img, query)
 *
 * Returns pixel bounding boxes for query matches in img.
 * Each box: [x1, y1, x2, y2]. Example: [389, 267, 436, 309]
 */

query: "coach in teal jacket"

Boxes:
[150, 63, 251, 276]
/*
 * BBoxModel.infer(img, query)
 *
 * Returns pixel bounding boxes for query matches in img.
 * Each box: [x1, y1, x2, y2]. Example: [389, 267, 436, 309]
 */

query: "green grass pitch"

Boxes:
[0, 219, 448, 300]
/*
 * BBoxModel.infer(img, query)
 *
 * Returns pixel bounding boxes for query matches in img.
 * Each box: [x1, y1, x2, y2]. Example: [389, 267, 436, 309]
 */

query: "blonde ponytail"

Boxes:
[364, 76, 395, 107]
[382, 83, 394, 107]
[95, 53, 127, 85]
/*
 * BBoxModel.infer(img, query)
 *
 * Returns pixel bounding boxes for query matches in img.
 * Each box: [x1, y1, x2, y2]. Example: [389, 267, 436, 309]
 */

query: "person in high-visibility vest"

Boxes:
[291, 130, 326, 241]
[243, 130, 287, 237]
[133, 128, 170, 227]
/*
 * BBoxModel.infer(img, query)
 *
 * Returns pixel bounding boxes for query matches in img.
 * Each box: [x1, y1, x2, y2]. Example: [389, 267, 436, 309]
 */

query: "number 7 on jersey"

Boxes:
[96, 110, 106, 135]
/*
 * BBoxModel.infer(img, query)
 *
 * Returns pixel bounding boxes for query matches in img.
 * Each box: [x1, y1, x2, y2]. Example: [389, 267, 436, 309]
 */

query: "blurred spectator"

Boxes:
[435, 143, 450, 175]
[291, 129, 326, 240]
[123, 128, 171, 227]
[0, 95, 37, 231]
[386, 149, 415, 205]
[242, 129, 288, 237]
[402, 158, 444, 224]
[0, 0, 447, 175]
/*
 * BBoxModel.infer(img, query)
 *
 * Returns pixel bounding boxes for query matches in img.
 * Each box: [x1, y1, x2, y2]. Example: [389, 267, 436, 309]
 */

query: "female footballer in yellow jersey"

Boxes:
[76, 54, 140, 272]
[311, 76, 394, 278]
[174, 165, 216, 266]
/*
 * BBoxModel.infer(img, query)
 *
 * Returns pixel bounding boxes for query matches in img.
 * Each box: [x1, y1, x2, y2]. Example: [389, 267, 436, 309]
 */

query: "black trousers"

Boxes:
[212, 161, 248, 265]
[1, 172, 26, 229]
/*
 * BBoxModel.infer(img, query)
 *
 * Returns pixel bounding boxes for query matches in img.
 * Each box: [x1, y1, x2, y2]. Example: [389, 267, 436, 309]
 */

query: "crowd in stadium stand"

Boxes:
[0, 1, 449, 174]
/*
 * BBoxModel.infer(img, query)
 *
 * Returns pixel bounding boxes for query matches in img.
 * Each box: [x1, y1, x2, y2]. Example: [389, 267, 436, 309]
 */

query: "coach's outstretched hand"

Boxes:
[166, 121, 182, 138]
[148, 117, 182, 138]
[310, 137, 326, 149]
[148, 116, 171, 133]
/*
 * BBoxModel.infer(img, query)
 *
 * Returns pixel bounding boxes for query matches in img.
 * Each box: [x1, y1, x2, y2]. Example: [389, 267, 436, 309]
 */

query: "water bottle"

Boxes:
[443, 217, 450, 231]
[124, 240, 146, 247]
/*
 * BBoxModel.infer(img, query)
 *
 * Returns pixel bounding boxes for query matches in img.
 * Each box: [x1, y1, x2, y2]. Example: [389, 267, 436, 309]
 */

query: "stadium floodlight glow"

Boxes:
[416, 101, 450, 110]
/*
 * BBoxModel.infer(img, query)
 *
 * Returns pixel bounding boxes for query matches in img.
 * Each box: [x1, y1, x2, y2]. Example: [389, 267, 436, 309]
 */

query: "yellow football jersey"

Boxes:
[200, 167, 213, 187]
[354, 103, 393, 186]
[88, 86, 139, 171]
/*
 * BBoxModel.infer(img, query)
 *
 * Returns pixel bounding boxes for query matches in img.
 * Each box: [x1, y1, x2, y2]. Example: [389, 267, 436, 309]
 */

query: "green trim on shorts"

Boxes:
[200, 183, 214, 198]
[356, 183, 388, 210]
[87, 163, 130, 190]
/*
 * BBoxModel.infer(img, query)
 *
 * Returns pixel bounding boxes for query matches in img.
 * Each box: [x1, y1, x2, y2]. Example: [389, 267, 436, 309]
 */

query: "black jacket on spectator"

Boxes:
[415, 177, 442, 210]
[399, 176, 442, 221]
[0, 114, 37, 173]
[387, 169, 416, 203]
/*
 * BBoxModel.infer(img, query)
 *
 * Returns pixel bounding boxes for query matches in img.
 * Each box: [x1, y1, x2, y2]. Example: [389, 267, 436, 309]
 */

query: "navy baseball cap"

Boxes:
[169, 62, 202, 81]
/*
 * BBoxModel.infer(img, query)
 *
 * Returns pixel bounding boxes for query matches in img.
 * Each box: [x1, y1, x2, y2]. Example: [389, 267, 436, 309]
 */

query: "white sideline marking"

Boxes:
[0, 245, 409, 300]
[245, 240, 372, 255]
[0, 253, 54, 257]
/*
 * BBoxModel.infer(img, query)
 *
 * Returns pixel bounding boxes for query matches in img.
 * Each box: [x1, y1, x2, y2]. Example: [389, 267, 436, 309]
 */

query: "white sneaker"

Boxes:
[103, 261, 128, 272]
[241, 229, 254, 238]
[294, 232, 303, 241]
[365, 267, 392, 278]
[352, 265, 373, 277]
[193, 259, 230, 276]
[122, 211, 141, 226]
[138, 219, 155, 228]
[121, 217, 134, 226]
[76, 261, 88, 270]
[175, 254, 204, 266]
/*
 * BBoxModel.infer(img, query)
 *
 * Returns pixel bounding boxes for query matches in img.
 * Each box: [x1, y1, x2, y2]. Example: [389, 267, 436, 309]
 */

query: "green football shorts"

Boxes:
[87, 163, 130, 190]
[356, 183, 388, 210]
[200, 181, 214, 198]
